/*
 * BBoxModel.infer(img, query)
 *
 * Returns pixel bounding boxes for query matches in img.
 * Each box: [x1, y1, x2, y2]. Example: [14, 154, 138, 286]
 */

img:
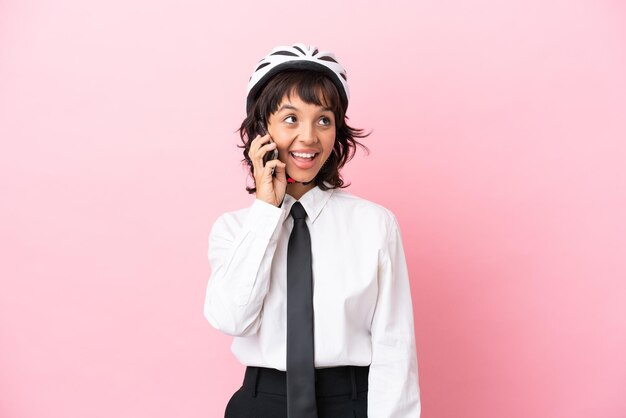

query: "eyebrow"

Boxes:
[277, 104, 333, 113]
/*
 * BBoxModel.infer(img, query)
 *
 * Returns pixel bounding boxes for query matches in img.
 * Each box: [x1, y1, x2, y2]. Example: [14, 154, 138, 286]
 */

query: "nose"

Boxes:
[297, 122, 318, 145]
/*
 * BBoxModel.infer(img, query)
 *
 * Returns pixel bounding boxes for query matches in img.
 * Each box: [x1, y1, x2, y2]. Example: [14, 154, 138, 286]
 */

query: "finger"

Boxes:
[252, 143, 277, 173]
[253, 141, 277, 162]
[250, 135, 272, 163]
[262, 159, 283, 179]
[251, 138, 276, 175]
[254, 153, 279, 183]
[272, 160, 287, 181]
[247, 134, 263, 161]
[249, 133, 272, 153]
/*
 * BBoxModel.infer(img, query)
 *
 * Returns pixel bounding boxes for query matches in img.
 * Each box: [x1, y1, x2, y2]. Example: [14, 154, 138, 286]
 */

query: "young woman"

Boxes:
[204, 43, 421, 418]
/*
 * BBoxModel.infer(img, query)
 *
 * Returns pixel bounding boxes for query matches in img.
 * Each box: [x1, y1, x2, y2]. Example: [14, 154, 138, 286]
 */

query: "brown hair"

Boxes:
[237, 69, 370, 194]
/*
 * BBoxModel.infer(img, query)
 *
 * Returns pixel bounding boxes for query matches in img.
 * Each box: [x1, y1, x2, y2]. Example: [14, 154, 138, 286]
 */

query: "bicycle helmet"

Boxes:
[245, 43, 350, 115]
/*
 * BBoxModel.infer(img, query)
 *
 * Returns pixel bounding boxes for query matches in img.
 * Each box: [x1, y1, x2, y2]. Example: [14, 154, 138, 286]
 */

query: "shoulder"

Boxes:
[212, 205, 248, 229]
[209, 202, 255, 239]
[210, 199, 285, 240]
[327, 189, 400, 232]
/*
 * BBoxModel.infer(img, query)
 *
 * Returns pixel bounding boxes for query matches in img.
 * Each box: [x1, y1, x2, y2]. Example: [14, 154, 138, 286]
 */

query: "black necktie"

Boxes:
[286, 202, 318, 417]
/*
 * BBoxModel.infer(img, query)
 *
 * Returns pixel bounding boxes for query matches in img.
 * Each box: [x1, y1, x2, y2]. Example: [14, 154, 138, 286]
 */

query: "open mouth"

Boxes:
[289, 151, 319, 169]
[290, 151, 317, 160]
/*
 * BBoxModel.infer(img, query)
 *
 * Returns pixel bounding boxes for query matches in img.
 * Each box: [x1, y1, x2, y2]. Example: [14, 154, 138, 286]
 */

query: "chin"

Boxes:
[287, 168, 320, 183]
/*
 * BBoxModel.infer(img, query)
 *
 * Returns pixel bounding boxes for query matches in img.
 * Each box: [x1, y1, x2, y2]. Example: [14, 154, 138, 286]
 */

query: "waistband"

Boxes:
[243, 365, 369, 400]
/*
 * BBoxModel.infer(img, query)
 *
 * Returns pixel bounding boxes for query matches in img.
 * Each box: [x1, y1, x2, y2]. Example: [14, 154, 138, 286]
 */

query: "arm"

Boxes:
[204, 199, 285, 336]
[368, 214, 421, 417]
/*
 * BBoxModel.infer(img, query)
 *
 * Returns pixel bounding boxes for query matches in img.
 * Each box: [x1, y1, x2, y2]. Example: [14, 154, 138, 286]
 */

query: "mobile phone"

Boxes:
[258, 117, 279, 175]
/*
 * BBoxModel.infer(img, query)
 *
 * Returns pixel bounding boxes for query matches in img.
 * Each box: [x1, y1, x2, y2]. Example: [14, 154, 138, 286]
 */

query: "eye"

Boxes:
[319, 116, 332, 126]
[284, 115, 297, 124]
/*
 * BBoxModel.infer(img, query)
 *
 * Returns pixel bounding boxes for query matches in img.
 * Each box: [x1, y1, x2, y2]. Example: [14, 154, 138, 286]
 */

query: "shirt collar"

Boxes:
[281, 185, 335, 224]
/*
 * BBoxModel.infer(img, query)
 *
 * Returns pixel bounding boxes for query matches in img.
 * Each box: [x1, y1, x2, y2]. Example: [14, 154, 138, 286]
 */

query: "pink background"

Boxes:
[1, 0, 625, 417]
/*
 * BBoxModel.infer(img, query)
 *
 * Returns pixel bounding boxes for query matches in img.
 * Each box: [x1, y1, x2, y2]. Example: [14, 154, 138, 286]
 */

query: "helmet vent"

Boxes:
[270, 51, 298, 57]
[318, 56, 338, 63]
[255, 62, 271, 72]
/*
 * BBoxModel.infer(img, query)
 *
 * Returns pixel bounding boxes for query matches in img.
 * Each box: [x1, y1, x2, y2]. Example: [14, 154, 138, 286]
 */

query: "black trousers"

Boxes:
[224, 365, 369, 418]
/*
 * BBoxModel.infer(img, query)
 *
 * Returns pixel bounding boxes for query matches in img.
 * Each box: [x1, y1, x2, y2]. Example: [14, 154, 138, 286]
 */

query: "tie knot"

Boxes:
[290, 202, 307, 220]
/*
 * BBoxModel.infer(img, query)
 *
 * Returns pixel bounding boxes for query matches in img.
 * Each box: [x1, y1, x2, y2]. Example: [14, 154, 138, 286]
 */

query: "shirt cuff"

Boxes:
[243, 199, 286, 241]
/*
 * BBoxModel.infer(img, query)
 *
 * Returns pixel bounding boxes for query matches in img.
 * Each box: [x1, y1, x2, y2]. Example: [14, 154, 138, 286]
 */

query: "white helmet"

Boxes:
[245, 43, 350, 114]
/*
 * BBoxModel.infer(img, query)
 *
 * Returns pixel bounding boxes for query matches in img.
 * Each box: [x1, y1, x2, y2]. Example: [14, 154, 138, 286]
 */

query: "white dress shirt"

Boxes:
[204, 185, 421, 417]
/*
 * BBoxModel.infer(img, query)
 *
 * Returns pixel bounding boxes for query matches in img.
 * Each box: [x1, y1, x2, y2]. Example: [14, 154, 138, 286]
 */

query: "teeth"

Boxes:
[291, 152, 316, 158]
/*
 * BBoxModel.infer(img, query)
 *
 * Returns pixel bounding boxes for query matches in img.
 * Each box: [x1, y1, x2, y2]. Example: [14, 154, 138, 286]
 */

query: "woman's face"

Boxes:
[266, 91, 336, 190]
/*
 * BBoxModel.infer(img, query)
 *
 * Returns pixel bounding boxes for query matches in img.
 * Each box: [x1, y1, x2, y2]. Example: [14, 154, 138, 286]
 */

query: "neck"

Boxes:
[286, 181, 316, 200]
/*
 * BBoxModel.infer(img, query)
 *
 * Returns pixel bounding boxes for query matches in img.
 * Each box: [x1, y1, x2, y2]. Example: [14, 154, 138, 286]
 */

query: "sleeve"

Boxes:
[368, 213, 421, 417]
[203, 199, 285, 336]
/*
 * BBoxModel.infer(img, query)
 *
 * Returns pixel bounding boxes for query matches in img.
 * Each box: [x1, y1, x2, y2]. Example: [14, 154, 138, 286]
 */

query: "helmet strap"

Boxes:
[286, 174, 314, 186]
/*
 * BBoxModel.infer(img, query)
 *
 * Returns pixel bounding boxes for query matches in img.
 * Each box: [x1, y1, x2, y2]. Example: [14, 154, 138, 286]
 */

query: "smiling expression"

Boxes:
[266, 90, 336, 192]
